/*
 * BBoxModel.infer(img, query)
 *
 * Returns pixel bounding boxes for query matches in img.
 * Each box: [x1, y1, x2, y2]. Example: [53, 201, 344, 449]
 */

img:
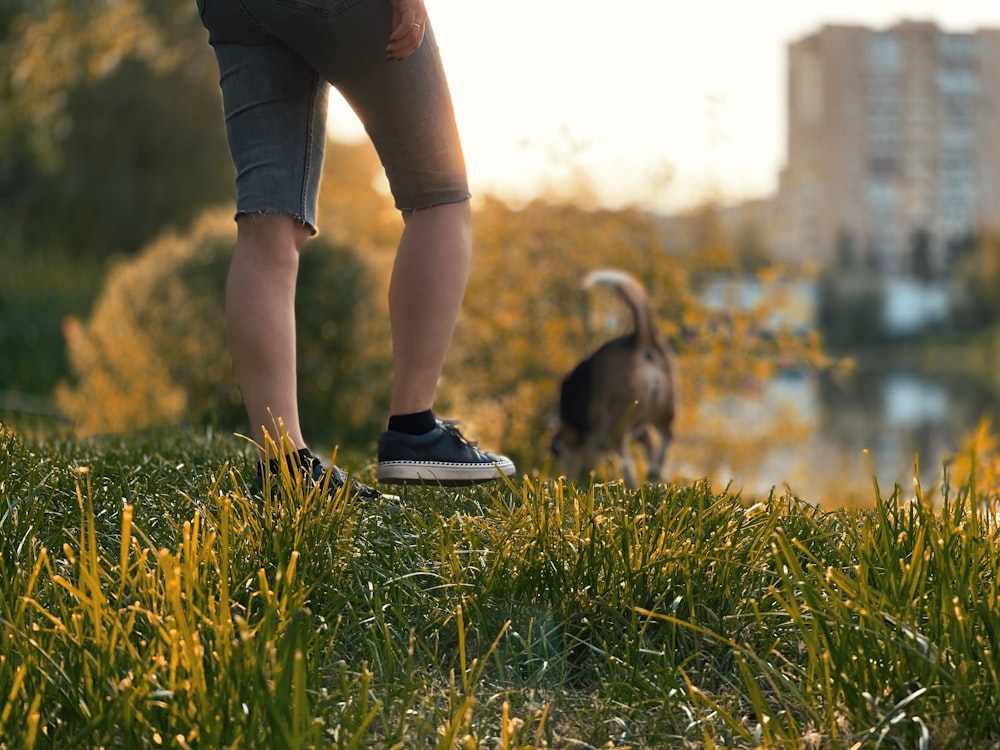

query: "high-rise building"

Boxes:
[773, 21, 1000, 274]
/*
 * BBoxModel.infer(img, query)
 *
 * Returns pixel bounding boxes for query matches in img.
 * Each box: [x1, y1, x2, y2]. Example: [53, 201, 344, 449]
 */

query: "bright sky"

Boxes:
[327, 0, 1000, 212]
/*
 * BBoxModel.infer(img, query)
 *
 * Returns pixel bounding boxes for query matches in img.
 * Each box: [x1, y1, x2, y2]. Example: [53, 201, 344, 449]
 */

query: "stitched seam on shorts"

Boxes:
[271, 0, 367, 17]
[301, 71, 322, 224]
[233, 0, 266, 29]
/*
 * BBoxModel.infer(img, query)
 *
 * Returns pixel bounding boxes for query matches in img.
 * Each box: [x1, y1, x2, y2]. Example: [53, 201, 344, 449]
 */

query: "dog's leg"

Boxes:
[562, 453, 582, 482]
[645, 431, 670, 483]
[620, 440, 639, 488]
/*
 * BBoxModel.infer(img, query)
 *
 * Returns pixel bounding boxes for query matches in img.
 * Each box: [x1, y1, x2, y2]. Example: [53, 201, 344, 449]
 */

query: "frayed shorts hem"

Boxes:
[234, 209, 317, 235]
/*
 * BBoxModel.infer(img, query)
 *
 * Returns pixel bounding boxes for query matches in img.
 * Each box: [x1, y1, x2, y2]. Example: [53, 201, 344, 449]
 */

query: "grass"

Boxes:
[1, 423, 999, 749]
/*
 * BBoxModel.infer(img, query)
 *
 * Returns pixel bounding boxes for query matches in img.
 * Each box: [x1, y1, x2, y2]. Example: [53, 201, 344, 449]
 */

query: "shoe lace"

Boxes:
[316, 460, 383, 499]
[437, 418, 478, 448]
[322, 462, 348, 487]
[259, 452, 380, 499]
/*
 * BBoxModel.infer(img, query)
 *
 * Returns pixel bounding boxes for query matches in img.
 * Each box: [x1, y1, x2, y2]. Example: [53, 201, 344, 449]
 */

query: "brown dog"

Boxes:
[551, 269, 676, 486]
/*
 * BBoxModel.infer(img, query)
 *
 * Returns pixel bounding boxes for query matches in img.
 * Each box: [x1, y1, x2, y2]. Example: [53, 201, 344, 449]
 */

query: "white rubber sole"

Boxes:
[377, 458, 516, 486]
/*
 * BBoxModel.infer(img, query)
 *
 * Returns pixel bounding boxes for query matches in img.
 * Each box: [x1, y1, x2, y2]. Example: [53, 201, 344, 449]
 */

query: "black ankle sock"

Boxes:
[388, 410, 436, 435]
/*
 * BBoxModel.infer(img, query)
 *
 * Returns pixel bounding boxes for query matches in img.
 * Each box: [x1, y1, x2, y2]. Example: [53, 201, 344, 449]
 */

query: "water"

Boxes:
[679, 363, 1000, 506]
[813, 366, 1000, 500]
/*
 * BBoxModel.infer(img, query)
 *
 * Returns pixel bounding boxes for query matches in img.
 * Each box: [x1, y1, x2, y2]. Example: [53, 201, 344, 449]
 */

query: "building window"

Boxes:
[869, 33, 902, 71]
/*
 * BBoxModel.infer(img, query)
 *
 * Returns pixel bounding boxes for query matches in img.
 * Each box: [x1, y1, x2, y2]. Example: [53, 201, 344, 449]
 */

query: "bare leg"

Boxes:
[377, 197, 516, 485]
[226, 213, 311, 453]
[388, 199, 471, 416]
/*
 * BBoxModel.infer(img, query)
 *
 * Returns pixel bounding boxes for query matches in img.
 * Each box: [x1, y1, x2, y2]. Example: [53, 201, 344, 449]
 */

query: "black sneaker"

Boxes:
[254, 448, 388, 501]
[376, 419, 516, 486]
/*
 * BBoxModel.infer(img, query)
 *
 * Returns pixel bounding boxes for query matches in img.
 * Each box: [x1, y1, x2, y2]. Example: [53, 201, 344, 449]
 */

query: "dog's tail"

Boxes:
[583, 269, 657, 348]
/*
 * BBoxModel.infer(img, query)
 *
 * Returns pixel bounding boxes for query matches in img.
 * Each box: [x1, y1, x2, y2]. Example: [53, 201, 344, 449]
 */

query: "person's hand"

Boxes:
[386, 0, 427, 60]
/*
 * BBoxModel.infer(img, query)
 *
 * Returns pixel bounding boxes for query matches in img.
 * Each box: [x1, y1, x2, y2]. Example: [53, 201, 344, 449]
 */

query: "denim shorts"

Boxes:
[196, 0, 470, 232]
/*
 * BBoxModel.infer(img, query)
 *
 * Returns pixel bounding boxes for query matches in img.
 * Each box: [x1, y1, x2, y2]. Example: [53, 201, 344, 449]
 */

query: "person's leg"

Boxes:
[226, 213, 311, 452]
[199, 3, 327, 453]
[388, 199, 471, 416]
[227, 212, 389, 498]
[199, 0, 391, 499]
[299, 14, 516, 483]
[203, 2, 514, 484]
[377, 196, 518, 486]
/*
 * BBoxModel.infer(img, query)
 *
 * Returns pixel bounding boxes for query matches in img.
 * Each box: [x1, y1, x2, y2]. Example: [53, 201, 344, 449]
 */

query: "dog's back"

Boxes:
[553, 270, 676, 485]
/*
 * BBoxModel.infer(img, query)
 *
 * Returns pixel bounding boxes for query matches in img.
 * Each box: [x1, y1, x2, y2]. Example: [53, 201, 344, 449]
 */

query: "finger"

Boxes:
[386, 20, 425, 59]
[388, 17, 416, 41]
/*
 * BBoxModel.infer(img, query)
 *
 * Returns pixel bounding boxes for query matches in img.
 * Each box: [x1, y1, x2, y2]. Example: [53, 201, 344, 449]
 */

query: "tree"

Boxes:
[816, 270, 885, 347]
[1, 1, 232, 256]
[949, 232, 1000, 331]
[910, 227, 934, 281]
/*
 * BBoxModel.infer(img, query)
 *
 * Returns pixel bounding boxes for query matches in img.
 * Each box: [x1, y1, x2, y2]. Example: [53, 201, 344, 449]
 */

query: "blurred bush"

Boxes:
[56, 210, 389, 445]
[441, 197, 828, 475]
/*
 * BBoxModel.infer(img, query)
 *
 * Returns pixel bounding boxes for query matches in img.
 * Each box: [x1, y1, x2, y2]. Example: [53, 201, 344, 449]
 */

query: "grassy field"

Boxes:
[1, 423, 998, 749]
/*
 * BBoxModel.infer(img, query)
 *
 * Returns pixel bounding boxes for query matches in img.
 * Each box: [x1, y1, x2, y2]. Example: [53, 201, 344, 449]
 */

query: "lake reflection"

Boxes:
[679, 365, 1000, 507]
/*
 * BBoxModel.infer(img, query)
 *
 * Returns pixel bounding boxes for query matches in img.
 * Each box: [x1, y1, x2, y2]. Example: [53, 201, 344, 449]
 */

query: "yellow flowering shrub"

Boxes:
[57, 209, 388, 443]
[442, 197, 828, 479]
